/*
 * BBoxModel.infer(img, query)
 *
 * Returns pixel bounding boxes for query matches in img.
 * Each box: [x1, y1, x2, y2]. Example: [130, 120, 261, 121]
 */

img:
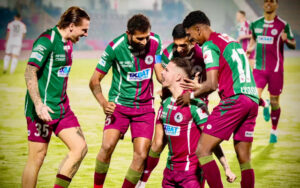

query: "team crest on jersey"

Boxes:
[164, 124, 181, 136]
[174, 112, 183, 123]
[145, 55, 154, 65]
[57, 66, 71, 77]
[206, 124, 212, 130]
[254, 28, 263, 33]
[203, 50, 213, 64]
[127, 68, 151, 81]
[271, 29, 278, 36]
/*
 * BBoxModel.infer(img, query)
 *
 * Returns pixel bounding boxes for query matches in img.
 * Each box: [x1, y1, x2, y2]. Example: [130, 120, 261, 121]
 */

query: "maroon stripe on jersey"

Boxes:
[206, 67, 218, 72]
[262, 27, 266, 70]
[163, 48, 170, 58]
[38, 34, 51, 40]
[133, 56, 139, 108]
[96, 67, 107, 75]
[109, 41, 115, 48]
[28, 62, 41, 69]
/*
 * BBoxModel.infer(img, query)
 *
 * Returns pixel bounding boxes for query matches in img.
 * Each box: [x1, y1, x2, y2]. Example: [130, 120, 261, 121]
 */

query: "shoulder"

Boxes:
[252, 16, 264, 25]
[34, 28, 56, 49]
[150, 32, 161, 44]
[276, 16, 287, 26]
[109, 33, 127, 51]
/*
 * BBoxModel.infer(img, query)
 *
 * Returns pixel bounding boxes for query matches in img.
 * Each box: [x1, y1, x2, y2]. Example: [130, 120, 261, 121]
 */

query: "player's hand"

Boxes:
[35, 103, 54, 122]
[176, 91, 191, 107]
[180, 72, 201, 91]
[103, 101, 116, 115]
[281, 32, 288, 42]
[225, 168, 237, 183]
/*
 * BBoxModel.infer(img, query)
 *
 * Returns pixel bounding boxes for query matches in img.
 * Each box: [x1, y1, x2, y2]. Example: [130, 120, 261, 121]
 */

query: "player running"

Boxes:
[137, 24, 236, 188]
[177, 10, 259, 188]
[22, 7, 90, 188]
[236, 10, 255, 69]
[89, 14, 163, 188]
[247, 0, 296, 143]
[3, 13, 26, 74]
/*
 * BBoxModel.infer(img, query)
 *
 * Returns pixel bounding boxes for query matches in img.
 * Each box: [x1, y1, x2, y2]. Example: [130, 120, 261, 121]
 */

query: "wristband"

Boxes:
[190, 92, 195, 99]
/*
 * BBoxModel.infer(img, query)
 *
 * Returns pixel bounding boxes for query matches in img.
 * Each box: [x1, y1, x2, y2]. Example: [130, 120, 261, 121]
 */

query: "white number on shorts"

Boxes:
[34, 123, 49, 137]
[231, 48, 251, 83]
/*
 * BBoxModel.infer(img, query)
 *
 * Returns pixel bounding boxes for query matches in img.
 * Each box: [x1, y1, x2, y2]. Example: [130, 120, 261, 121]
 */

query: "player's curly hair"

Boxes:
[127, 14, 151, 34]
[182, 10, 210, 29]
[172, 24, 186, 39]
[171, 57, 193, 79]
[57, 6, 90, 29]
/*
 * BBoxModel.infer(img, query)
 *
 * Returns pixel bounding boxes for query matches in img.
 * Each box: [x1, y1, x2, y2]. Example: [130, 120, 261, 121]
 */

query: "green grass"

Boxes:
[0, 57, 300, 187]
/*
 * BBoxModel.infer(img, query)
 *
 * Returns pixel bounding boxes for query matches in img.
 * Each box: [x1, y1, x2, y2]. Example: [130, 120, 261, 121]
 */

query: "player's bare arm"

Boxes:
[24, 64, 54, 122]
[246, 35, 256, 56]
[154, 63, 164, 84]
[213, 145, 237, 183]
[89, 70, 116, 115]
[281, 32, 296, 49]
[151, 123, 168, 153]
[176, 69, 218, 105]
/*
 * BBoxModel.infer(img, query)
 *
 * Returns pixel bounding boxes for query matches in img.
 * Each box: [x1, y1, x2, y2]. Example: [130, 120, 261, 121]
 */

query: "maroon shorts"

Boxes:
[26, 107, 80, 143]
[253, 69, 283, 95]
[104, 104, 155, 140]
[203, 95, 258, 142]
[162, 167, 204, 188]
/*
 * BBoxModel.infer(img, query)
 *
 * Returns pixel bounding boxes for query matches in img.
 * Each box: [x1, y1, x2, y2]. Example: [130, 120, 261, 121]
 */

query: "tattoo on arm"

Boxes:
[25, 65, 42, 106]
[91, 83, 102, 96]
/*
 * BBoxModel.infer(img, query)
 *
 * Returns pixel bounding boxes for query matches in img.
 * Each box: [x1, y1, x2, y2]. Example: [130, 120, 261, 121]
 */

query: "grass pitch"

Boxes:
[0, 57, 300, 187]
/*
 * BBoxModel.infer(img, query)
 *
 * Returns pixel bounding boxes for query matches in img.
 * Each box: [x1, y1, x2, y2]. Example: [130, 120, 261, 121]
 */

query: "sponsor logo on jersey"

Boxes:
[167, 104, 177, 110]
[271, 29, 278, 36]
[254, 28, 263, 33]
[33, 44, 46, 54]
[164, 124, 181, 136]
[174, 112, 183, 123]
[119, 61, 133, 68]
[98, 59, 106, 67]
[203, 50, 213, 64]
[55, 54, 66, 62]
[257, 36, 274, 44]
[245, 131, 254, 137]
[30, 52, 43, 62]
[197, 108, 208, 120]
[127, 68, 151, 81]
[263, 24, 273, 28]
[57, 66, 71, 77]
[145, 55, 154, 65]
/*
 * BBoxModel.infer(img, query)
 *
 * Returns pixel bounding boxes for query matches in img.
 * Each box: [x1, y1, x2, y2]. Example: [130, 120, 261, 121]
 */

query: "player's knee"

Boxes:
[100, 142, 115, 156]
[133, 150, 148, 162]
[71, 141, 88, 160]
[236, 152, 250, 164]
[196, 142, 210, 157]
[151, 140, 163, 153]
[270, 100, 279, 109]
[29, 148, 47, 166]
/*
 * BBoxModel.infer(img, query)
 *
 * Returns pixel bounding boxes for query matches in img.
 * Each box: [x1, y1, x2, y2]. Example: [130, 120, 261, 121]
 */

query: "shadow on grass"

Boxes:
[252, 144, 275, 175]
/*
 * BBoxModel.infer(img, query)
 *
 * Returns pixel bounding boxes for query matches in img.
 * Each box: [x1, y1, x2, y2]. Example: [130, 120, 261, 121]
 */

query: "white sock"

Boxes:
[3, 55, 11, 71]
[10, 57, 18, 74]
[271, 129, 277, 135]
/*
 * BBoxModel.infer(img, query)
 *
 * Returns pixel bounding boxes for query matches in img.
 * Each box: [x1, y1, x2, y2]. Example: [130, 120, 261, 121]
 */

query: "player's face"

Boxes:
[128, 29, 150, 51]
[263, 0, 278, 14]
[185, 25, 205, 46]
[236, 12, 242, 22]
[161, 62, 178, 88]
[69, 18, 90, 43]
[174, 37, 192, 57]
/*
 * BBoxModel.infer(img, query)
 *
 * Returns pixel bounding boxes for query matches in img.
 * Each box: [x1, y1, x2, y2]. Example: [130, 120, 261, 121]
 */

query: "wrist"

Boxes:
[190, 91, 195, 99]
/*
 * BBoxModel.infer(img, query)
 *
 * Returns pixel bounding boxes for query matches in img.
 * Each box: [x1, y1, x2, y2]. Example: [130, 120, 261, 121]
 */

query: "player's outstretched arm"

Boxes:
[213, 145, 237, 183]
[24, 65, 54, 122]
[89, 70, 116, 115]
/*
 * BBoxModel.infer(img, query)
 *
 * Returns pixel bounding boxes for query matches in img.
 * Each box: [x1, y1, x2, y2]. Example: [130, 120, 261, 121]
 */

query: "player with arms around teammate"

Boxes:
[22, 7, 90, 188]
[3, 13, 26, 74]
[236, 10, 255, 69]
[89, 14, 163, 188]
[137, 25, 236, 187]
[247, 0, 296, 143]
[177, 10, 259, 188]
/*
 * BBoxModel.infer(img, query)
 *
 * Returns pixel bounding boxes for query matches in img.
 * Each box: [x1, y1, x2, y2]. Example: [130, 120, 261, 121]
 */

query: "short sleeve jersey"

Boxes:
[96, 32, 162, 108]
[237, 20, 252, 52]
[202, 32, 259, 103]
[250, 16, 294, 72]
[7, 20, 27, 46]
[157, 93, 208, 171]
[25, 26, 73, 120]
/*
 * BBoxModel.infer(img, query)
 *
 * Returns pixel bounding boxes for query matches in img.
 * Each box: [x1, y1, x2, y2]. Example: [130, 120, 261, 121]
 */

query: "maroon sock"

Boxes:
[241, 169, 255, 188]
[271, 108, 281, 130]
[140, 156, 160, 182]
[201, 160, 223, 188]
[259, 98, 265, 107]
[94, 172, 106, 188]
[122, 179, 135, 188]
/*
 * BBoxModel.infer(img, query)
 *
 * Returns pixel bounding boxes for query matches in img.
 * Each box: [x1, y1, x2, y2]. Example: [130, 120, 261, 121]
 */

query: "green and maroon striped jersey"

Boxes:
[96, 32, 162, 108]
[250, 16, 295, 72]
[202, 32, 259, 103]
[25, 26, 73, 120]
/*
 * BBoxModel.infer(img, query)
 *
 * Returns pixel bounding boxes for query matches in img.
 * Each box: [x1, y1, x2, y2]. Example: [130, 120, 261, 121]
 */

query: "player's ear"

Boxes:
[69, 23, 75, 32]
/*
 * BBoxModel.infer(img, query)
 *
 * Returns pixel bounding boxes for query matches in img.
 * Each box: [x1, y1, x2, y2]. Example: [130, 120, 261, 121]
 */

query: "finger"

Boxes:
[194, 72, 200, 79]
[47, 106, 54, 113]
[183, 78, 193, 83]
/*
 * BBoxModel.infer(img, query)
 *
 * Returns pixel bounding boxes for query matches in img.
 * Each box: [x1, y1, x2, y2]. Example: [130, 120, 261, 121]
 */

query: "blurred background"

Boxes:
[0, 0, 299, 52]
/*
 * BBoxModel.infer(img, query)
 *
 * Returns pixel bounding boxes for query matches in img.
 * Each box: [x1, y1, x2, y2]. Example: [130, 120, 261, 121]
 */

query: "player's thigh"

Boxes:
[196, 133, 222, 156]
[181, 171, 201, 188]
[58, 127, 86, 152]
[268, 71, 283, 96]
[5, 43, 13, 54]
[133, 137, 151, 156]
[253, 69, 268, 94]
[26, 117, 53, 143]
[270, 94, 280, 107]
[11, 45, 21, 56]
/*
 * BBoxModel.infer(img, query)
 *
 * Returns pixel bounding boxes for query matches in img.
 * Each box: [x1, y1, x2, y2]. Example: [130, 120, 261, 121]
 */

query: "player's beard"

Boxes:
[130, 39, 147, 52]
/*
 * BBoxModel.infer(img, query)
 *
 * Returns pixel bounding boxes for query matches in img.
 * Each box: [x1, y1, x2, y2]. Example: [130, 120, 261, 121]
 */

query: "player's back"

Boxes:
[202, 32, 258, 103]
[7, 20, 26, 45]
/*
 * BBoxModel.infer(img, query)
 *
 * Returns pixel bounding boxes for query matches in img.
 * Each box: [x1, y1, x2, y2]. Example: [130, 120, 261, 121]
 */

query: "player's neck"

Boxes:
[169, 83, 183, 100]
[264, 12, 276, 21]
[57, 27, 69, 41]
